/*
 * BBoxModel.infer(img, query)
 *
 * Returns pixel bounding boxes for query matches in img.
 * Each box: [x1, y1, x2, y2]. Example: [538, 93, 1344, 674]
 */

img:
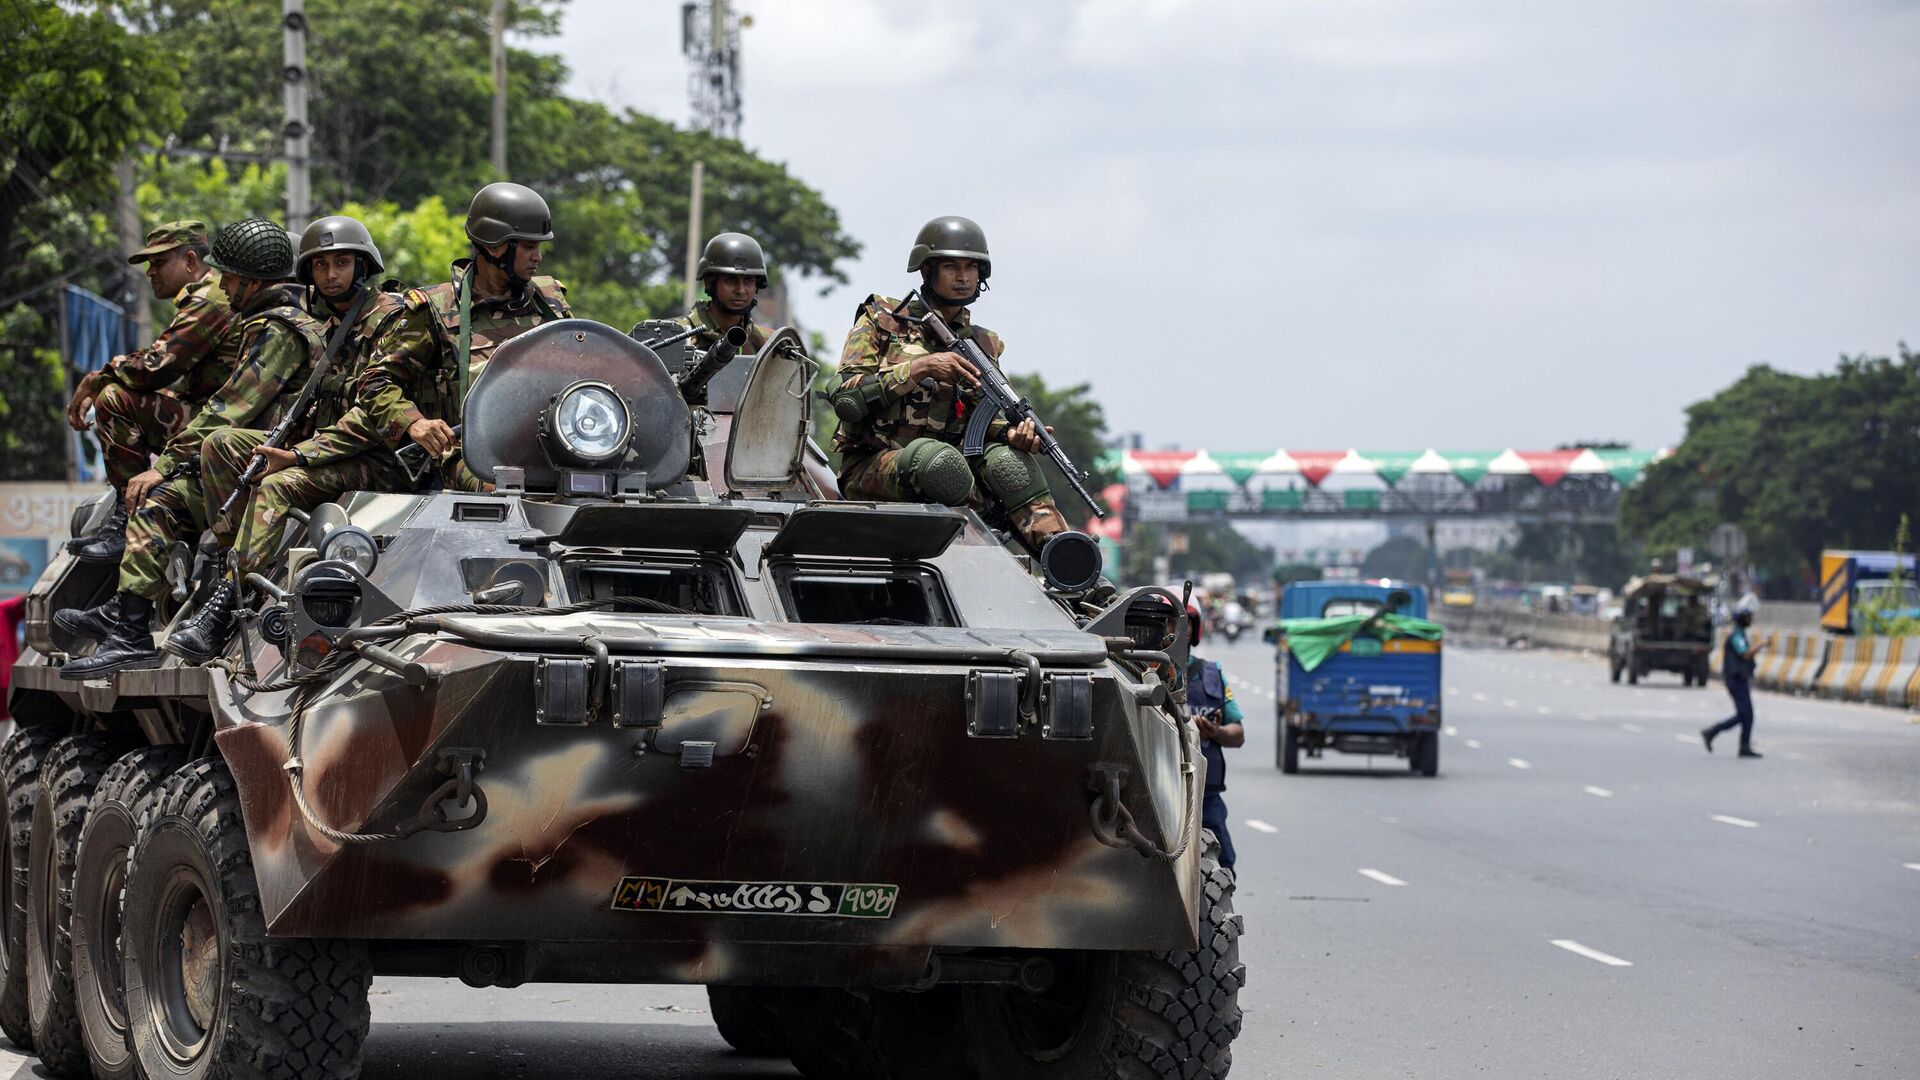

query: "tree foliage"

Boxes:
[1119, 522, 1274, 588]
[1620, 349, 1920, 581]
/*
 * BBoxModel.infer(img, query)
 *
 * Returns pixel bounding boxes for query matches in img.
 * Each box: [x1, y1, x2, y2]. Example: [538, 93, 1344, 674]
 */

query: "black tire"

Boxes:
[1681, 668, 1693, 687]
[958, 830, 1243, 1079]
[0, 724, 60, 1051]
[706, 985, 791, 1057]
[72, 744, 189, 1080]
[783, 987, 890, 1080]
[871, 985, 972, 1080]
[1412, 731, 1440, 778]
[123, 758, 371, 1080]
[1628, 663, 1640, 685]
[1609, 654, 1622, 683]
[27, 732, 141, 1077]
[1280, 722, 1299, 774]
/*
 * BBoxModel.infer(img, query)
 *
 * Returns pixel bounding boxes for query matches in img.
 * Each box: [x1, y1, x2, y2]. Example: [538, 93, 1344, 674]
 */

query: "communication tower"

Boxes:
[681, 0, 745, 137]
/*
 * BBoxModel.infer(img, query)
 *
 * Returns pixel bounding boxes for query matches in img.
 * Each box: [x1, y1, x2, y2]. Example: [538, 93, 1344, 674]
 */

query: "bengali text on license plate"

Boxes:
[609, 877, 900, 918]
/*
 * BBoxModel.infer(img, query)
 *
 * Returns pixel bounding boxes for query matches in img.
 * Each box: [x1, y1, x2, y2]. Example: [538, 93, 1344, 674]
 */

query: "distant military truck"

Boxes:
[1609, 574, 1714, 684]
[5, 320, 1241, 1080]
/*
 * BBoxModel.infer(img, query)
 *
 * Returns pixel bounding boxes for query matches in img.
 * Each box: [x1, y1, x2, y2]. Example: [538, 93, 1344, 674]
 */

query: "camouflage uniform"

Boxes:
[354, 259, 571, 489]
[91, 274, 242, 489]
[118, 284, 326, 601]
[833, 294, 1065, 543]
[202, 284, 410, 577]
[675, 299, 770, 354]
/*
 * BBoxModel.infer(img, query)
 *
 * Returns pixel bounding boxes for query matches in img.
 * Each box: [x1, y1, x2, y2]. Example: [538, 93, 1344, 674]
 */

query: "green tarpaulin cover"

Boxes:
[1277, 613, 1445, 672]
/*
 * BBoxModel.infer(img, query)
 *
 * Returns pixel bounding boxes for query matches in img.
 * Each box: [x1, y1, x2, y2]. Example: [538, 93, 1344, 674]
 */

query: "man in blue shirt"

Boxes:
[1702, 608, 1768, 758]
[1186, 606, 1246, 870]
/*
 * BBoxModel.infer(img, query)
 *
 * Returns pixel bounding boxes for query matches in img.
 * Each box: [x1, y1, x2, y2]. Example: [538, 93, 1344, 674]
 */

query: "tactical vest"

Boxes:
[239, 302, 329, 434]
[1723, 629, 1756, 682]
[1188, 657, 1230, 793]
[312, 285, 406, 431]
[419, 274, 568, 389]
[183, 276, 248, 406]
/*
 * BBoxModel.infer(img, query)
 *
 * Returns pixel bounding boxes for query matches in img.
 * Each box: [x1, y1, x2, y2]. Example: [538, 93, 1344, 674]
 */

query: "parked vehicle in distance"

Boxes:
[1269, 581, 1443, 777]
[1609, 574, 1714, 684]
[1820, 550, 1920, 634]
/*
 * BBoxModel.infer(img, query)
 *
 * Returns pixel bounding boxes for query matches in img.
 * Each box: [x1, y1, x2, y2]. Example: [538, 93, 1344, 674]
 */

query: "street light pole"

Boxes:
[490, 0, 508, 176]
[281, 0, 311, 232]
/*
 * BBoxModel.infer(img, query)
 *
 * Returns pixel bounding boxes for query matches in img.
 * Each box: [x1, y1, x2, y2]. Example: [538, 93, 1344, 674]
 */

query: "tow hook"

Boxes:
[397, 747, 489, 836]
[1086, 763, 1186, 863]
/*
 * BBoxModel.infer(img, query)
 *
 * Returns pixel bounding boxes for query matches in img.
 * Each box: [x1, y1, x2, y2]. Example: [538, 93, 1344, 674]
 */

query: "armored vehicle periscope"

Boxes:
[6, 319, 1242, 1080]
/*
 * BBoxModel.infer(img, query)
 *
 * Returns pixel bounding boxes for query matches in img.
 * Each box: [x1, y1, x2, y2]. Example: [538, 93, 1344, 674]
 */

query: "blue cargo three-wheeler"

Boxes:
[1269, 581, 1445, 776]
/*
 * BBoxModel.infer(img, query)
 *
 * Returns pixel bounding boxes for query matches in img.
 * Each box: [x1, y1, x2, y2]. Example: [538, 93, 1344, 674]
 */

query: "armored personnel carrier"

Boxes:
[5, 319, 1242, 1079]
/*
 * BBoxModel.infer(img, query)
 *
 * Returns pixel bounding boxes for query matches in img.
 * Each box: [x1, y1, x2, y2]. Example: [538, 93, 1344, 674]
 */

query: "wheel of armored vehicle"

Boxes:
[72, 744, 190, 1080]
[784, 988, 891, 1080]
[0, 725, 60, 1049]
[706, 984, 792, 1056]
[26, 731, 141, 1076]
[956, 831, 1242, 1080]
[122, 758, 371, 1080]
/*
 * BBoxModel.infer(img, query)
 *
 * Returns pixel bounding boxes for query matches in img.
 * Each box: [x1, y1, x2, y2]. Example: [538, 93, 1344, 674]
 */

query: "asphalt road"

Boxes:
[4, 641, 1916, 1079]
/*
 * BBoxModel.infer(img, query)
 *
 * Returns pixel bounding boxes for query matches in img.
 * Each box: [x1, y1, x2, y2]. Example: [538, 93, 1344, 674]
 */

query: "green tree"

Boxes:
[1361, 536, 1430, 582]
[1119, 521, 1274, 587]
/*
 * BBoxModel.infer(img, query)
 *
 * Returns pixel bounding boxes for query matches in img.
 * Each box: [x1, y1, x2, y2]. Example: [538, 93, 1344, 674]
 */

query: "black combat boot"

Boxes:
[164, 578, 239, 663]
[59, 593, 160, 679]
[67, 501, 129, 563]
[52, 594, 121, 643]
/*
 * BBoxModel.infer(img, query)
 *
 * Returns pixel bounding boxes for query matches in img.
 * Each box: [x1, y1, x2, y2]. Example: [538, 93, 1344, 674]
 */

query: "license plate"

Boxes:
[1349, 638, 1383, 657]
[1368, 685, 1405, 698]
[610, 877, 900, 919]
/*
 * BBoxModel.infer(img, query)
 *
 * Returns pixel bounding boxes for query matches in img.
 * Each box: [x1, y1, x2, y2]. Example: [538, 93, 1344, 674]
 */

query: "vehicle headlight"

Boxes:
[543, 380, 631, 466]
[1038, 531, 1104, 593]
[317, 524, 379, 576]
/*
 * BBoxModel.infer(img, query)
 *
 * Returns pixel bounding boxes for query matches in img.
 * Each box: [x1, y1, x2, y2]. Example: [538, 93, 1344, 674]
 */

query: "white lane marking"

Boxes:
[1358, 868, 1407, 887]
[1471, 692, 1490, 702]
[1537, 706, 1555, 715]
[1443, 725, 1459, 736]
[1244, 819, 1279, 834]
[1502, 698, 1521, 708]
[1447, 687, 1460, 696]
[1904, 863, 1920, 872]
[1578, 712, 1598, 721]
[1551, 939, 1634, 967]
[1465, 739, 1483, 749]
[1584, 786, 1614, 798]
[1508, 758, 1533, 770]
[1674, 733, 1697, 744]
[1620, 723, 1644, 733]
[1711, 815, 1759, 829]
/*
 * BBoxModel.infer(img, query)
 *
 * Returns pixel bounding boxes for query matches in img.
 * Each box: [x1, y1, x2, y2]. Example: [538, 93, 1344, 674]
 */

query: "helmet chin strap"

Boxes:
[477, 239, 527, 291]
[920, 272, 981, 308]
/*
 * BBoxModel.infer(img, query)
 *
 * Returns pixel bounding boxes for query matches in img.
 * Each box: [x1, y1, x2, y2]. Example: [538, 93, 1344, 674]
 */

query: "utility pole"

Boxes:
[682, 160, 704, 311]
[490, 0, 508, 176]
[115, 159, 149, 344]
[281, 0, 311, 232]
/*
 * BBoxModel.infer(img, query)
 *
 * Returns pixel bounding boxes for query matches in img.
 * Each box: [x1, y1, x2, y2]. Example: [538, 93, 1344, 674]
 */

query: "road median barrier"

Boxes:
[1756, 633, 1800, 691]
[1865, 636, 1908, 705]
[1786, 635, 1831, 695]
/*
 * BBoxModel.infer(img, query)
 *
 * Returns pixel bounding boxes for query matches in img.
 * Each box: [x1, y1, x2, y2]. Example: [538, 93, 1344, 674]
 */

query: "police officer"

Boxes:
[58, 219, 327, 678]
[1701, 607, 1768, 758]
[168, 216, 410, 662]
[830, 215, 1070, 552]
[355, 182, 571, 488]
[64, 220, 242, 560]
[1186, 605, 1245, 872]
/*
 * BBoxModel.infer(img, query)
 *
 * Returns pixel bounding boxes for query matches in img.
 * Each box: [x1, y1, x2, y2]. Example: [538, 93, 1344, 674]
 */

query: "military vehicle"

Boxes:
[5, 318, 1242, 1080]
[1609, 574, 1714, 685]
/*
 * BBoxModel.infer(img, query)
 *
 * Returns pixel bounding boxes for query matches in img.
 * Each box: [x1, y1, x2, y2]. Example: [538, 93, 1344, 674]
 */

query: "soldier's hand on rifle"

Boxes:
[908, 351, 980, 390]
[1006, 418, 1054, 454]
[65, 370, 104, 431]
[407, 417, 457, 458]
[125, 468, 162, 511]
[251, 445, 299, 478]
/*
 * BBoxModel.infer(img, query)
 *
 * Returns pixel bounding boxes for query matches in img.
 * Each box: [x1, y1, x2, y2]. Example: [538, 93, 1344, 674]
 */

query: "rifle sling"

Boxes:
[267, 286, 374, 452]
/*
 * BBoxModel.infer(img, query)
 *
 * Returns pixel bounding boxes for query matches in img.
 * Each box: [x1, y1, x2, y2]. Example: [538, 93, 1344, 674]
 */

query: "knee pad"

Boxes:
[902, 438, 974, 506]
[980, 443, 1050, 510]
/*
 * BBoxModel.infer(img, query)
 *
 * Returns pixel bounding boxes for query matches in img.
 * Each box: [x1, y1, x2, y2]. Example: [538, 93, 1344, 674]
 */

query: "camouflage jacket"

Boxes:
[152, 283, 326, 477]
[832, 293, 1008, 458]
[289, 282, 409, 466]
[97, 274, 241, 405]
[675, 300, 770, 353]
[354, 260, 572, 448]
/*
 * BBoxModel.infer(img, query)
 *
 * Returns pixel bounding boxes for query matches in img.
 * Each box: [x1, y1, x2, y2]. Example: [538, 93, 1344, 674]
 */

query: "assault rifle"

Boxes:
[216, 288, 374, 520]
[911, 303, 1106, 519]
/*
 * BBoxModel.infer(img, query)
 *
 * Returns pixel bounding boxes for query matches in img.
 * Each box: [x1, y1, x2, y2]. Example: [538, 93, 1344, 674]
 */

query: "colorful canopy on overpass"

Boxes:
[1109, 448, 1669, 489]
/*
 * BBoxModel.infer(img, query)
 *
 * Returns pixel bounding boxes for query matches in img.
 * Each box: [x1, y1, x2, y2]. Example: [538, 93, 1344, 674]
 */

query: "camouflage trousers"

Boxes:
[118, 475, 208, 601]
[93, 381, 191, 490]
[839, 446, 1068, 550]
[202, 428, 413, 577]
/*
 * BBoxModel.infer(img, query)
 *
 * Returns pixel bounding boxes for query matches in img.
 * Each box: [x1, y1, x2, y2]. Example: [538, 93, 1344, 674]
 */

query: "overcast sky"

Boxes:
[552, 0, 1919, 453]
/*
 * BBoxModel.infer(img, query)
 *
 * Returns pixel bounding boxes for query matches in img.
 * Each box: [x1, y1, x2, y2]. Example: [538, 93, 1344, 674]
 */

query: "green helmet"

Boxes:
[296, 215, 385, 283]
[205, 218, 296, 281]
[465, 182, 555, 247]
[696, 232, 769, 287]
[907, 215, 990, 278]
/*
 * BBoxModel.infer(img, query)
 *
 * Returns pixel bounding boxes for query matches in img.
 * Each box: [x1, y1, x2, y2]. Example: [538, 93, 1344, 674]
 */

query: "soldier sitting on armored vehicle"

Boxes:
[56, 219, 328, 679]
[167, 215, 411, 663]
[354, 181, 572, 490]
[63, 220, 243, 563]
[678, 230, 772, 368]
[831, 215, 1071, 554]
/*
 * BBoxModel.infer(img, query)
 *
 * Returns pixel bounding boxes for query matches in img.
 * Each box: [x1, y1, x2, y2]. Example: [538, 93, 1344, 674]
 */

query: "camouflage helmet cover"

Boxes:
[696, 232, 769, 287]
[908, 215, 990, 278]
[297, 215, 385, 281]
[466, 182, 555, 246]
[205, 218, 297, 281]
